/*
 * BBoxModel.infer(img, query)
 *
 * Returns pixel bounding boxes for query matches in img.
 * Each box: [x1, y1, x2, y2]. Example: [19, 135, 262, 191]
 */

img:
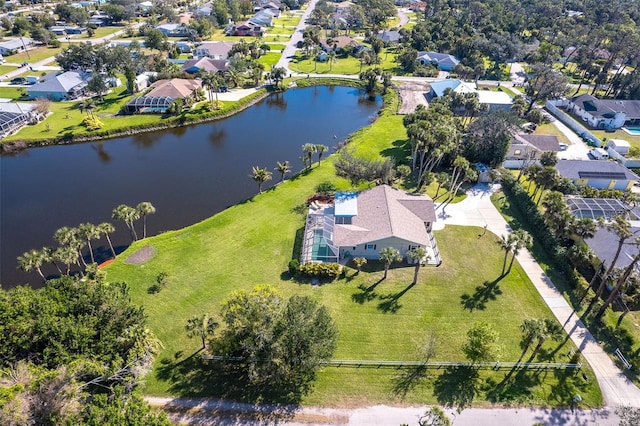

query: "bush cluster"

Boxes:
[299, 262, 342, 279]
[306, 193, 333, 205]
[501, 173, 584, 288]
[82, 115, 104, 130]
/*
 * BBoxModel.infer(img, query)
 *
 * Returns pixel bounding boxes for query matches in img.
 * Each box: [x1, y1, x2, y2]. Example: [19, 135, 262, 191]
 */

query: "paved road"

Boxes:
[275, 0, 320, 74]
[146, 397, 623, 425]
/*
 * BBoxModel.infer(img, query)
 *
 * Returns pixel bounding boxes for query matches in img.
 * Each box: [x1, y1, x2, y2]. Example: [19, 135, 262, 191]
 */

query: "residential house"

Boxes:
[125, 78, 202, 113]
[417, 51, 460, 71]
[257, 1, 281, 16]
[27, 71, 90, 101]
[556, 159, 640, 191]
[503, 134, 561, 169]
[565, 93, 640, 130]
[0, 37, 35, 56]
[429, 79, 513, 111]
[586, 222, 640, 270]
[156, 23, 191, 37]
[249, 9, 275, 26]
[320, 36, 362, 53]
[408, 1, 426, 12]
[49, 25, 86, 36]
[225, 22, 264, 37]
[374, 30, 402, 44]
[300, 185, 441, 265]
[195, 2, 213, 16]
[193, 42, 235, 60]
[182, 57, 229, 74]
[0, 102, 40, 138]
[175, 41, 193, 53]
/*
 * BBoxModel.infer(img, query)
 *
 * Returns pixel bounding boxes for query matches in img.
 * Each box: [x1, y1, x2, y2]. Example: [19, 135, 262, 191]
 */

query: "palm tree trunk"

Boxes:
[596, 255, 640, 318]
[143, 215, 147, 239]
[36, 267, 46, 282]
[588, 240, 625, 312]
[78, 251, 87, 268]
[502, 249, 509, 275]
[383, 265, 388, 279]
[86, 239, 95, 264]
[530, 340, 544, 360]
[50, 260, 62, 274]
[129, 221, 138, 241]
[104, 233, 116, 258]
[413, 264, 420, 285]
[507, 251, 518, 274]
[617, 308, 630, 328]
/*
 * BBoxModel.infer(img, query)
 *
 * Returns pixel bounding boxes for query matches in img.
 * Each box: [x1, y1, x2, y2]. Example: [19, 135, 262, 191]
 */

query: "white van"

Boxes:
[589, 148, 609, 160]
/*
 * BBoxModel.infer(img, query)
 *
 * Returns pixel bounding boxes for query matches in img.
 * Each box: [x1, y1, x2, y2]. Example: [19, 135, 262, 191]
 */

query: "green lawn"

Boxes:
[266, 43, 286, 51]
[84, 26, 124, 39]
[0, 86, 26, 100]
[272, 14, 301, 26]
[0, 64, 18, 77]
[592, 129, 640, 149]
[290, 50, 400, 75]
[265, 26, 296, 35]
[534, 123, 572, 145]
[6, 46, 63, 64]
[104, 90, 601, 408]
[256, 51, 282, 67]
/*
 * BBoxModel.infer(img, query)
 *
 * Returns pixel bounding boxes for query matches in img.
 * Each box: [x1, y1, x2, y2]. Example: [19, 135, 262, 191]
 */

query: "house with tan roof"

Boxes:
[124, 78, 202, 113]
[193, 42, 235, 60]
[300, 185, 441, 265]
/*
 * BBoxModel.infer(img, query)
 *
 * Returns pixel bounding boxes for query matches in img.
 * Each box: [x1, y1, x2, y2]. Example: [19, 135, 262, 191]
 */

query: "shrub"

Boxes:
[315, 181, 337, 195]
[299, 262, 342, 279]
[82, 115, 104, 130]
[288, 259, 300, 275]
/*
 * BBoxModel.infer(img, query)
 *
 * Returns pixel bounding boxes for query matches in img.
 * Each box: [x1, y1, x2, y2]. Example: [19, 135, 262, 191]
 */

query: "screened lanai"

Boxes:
[566, 197, 635, 220]
[125, 96, 174, 113]
[0, 111, 28, 137]
[300, 206, 339, 264]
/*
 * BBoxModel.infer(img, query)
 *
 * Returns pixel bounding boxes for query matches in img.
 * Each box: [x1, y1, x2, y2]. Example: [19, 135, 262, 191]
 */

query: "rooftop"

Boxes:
[556, 160, 640, 181]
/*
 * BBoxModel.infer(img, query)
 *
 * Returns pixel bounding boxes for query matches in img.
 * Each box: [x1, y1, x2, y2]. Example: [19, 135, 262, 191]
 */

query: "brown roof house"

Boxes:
[182, 57, 229, 74]
[503, 133, 561, 169]
[125, 78, 202, 113]
[300, 185, 441, 266]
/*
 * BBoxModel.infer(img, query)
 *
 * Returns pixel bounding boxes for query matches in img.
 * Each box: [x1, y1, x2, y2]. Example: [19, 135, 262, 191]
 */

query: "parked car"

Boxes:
[10, 77, 27, 85]
[589, 148, 609, 160]
[559, 143, 568, 151]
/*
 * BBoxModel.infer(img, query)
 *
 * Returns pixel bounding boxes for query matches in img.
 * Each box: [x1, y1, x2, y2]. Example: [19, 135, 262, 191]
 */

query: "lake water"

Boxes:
[0, 86, 381, 288]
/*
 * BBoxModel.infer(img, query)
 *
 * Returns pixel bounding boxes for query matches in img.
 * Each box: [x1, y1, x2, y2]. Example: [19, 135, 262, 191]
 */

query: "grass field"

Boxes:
[592, 129, 640, 149]
[272, 14, 302, 26]
[256, 51, 282, 67]
[533, 123, 572, 145]
[290, 50, 400, 75]
[266, 26, 296, 35]
[104, 91, 601, 408]
[6, 46, 63, 64]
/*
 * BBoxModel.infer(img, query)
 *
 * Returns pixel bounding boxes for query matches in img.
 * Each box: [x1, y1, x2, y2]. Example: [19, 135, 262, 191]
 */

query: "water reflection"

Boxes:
[1, 87, 381, 288]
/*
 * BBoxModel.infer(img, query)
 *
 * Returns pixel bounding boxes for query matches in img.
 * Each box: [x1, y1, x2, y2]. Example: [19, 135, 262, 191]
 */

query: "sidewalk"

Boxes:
[436, 183, 640, 408]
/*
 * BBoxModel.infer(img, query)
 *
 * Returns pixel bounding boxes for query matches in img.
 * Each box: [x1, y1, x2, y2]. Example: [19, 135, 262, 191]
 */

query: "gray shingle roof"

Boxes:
[586, 225, 640, 269]
[556, 160, 640, 181]
[517, 134, 561, 152]
[334, 185, 436, 247]
[571, 93, 640, 120]
[28, 71, 89, 94]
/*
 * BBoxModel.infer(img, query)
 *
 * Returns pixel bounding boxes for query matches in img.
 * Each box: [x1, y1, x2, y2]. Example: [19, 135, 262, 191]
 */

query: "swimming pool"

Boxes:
[623, 127, 640, 136]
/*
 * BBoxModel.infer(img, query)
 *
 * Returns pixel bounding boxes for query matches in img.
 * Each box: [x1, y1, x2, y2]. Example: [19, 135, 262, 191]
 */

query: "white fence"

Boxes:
[546, 100, 602, 147]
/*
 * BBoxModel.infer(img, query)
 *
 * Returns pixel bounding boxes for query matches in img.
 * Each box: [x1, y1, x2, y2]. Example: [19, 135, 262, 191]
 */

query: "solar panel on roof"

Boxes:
[578, 171, 627, 180]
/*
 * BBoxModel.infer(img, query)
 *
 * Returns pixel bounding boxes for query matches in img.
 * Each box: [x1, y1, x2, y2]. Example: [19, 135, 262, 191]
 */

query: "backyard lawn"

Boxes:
[266, 26, 296, 35]
[256, 51, 282, 67]
[289, 50, 400, 75]
[104, 91, 601, 408]
[272, 14, 302, 26]
[6, 46, 63, 64]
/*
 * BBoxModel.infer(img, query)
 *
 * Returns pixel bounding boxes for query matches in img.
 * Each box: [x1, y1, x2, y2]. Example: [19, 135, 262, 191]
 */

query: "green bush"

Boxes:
[315, 181, 337, 195]
[288, 259, 300, 275]
[299, 262, 342, 279]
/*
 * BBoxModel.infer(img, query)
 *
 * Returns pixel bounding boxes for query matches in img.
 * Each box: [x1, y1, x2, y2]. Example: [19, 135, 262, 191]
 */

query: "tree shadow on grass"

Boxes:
[392, 364, 428, 399]
[380, 138, 410, 163]
[487, 366, 543, 405]
[377, 282, 415, 313]
[433, 366, 480, 412]
[156, 353, 309, 411]
[351, 280, 382, 304]
[460, 279, 503, 312]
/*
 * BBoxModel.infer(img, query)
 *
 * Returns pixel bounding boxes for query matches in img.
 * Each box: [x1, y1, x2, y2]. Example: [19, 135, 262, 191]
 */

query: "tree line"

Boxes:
[17, 202, 155, 283]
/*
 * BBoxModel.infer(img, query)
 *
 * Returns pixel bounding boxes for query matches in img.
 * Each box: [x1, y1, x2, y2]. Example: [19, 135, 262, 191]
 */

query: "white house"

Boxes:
[0, 37, 35, 56]
[429, 79, 513, 111]
[556, 159, 640, 191]
[566, 94, 640, 130]
[300, 185, 441, 265]
[417, 51, 460, 71]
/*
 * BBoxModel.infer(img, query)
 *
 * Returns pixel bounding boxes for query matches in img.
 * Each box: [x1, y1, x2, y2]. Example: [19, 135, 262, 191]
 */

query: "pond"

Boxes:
[0, 86, 382, 288]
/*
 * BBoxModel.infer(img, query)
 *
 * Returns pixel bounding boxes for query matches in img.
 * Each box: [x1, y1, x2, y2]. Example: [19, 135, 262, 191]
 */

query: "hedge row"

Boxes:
[299, 262, 343, 279]
[501, 173, 583, 287]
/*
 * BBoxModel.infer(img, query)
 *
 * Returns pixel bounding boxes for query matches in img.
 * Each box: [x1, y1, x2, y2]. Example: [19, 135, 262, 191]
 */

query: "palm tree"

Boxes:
[352, 257, 367, 273]
[78, 223, 100, 264]
[302, 143, 316, 169]
[112, 204, 140, 242]
[97, 222, 117, 258]
[407, 247, 428, 285]
[185, 313, 218, 351]
[41, 246, 62, 274]
[379, 247, 401, 279]
[250, 166, 272, 193]
[54, 226, 86, 269]
[596, 243, 640, 319]
[201, 72, 218, 105]
[589, 215, 633, 312]
[518, 318, 543, 362]
[17, 249, 47, 282]
[136, 202, 156, 239]
[275, 160, 291, 183]
[328, 50, 337, 71]
[528, 319, 563, 360]
[507, 229, 533, 274]
[53, 245, 77, 275]
[497, 234, 515, 276]
[315, 144, 329, 165]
